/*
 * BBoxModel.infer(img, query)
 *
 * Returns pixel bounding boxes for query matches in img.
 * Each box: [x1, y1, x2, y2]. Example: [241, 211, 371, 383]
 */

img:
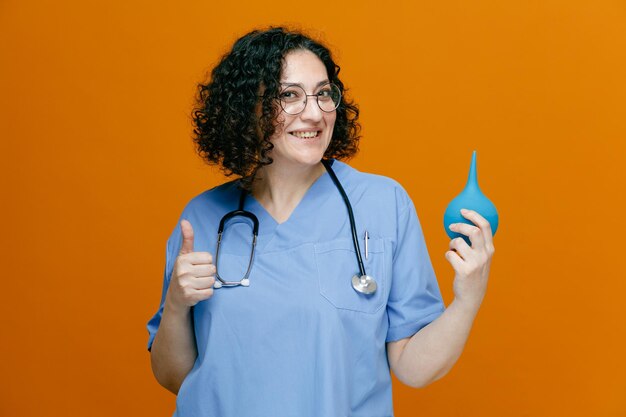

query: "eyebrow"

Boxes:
[280, 80, 330, 88]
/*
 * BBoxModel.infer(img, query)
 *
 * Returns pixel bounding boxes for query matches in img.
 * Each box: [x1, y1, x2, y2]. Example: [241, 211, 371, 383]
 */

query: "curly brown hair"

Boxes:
[191, 27, 361, 185]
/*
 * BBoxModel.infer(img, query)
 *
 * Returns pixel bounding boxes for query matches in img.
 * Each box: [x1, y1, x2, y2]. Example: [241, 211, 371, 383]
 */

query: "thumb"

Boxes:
[179, 219, 194, 255]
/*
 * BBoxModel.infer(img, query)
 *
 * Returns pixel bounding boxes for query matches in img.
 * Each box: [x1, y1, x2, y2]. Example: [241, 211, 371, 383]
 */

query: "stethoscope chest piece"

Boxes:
[352, 274, 377, 295]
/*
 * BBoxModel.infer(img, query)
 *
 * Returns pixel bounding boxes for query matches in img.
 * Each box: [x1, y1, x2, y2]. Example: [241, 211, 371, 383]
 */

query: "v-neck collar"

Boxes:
[237, 160, 345, 251]
[245, 168, 330, 228]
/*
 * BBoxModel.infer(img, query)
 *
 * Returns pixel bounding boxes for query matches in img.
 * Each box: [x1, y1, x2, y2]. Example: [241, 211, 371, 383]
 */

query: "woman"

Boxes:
[147, 27, 495, 417]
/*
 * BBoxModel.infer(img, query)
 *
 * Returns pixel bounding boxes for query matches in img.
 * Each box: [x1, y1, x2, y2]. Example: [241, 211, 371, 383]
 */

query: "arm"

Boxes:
[387, 299, 480, 387]
[150, 220, 216, 394]
[387, 209, 494, 388]
[150, 302, 198, 394]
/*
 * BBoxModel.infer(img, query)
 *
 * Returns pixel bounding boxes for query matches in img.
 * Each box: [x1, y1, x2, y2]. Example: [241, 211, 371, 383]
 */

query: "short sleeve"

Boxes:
[146, 222, 182, 351]
[386, 194, 445, 342]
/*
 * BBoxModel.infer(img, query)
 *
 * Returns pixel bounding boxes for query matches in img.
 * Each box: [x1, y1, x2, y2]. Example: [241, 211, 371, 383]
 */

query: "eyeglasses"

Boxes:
[277, 83, 342, 115]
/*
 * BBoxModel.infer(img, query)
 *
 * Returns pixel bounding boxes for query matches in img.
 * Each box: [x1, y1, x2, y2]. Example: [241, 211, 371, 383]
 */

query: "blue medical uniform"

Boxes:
[147, 160, 445, 417]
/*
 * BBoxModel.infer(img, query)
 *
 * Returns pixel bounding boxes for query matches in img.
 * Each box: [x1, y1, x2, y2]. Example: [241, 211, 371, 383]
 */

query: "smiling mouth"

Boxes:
[289, 131, 320, 139]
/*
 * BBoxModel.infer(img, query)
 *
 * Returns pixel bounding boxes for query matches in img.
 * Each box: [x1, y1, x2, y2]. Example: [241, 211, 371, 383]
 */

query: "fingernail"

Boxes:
[461, 209, 468, 214]
[449, 223, 455, 230]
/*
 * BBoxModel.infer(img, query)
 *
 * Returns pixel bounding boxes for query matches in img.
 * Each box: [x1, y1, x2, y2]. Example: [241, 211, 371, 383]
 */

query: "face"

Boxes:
[266, 49, 337, 170]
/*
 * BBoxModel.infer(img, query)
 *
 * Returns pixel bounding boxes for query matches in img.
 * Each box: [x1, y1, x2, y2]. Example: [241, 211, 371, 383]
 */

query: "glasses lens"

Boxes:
[279, 85, 306, 115]
[278, 83, 342, 114]
[316, 83, 341, 112]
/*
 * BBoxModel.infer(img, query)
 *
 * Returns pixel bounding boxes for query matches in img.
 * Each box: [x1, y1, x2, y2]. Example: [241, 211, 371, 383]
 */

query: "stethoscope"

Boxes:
[213, 159, 377, 295]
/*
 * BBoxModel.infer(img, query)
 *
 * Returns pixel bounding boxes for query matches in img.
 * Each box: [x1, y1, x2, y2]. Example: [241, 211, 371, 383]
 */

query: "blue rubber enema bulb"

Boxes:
[443, 151, 499, 245]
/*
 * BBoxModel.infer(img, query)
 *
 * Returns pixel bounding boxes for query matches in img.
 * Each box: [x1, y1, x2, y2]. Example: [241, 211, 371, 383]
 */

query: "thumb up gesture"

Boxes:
[166, 220, 216, 310]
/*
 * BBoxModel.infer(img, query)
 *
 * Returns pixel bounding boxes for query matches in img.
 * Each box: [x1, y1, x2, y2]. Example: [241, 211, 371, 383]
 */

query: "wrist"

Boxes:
[163, 296, 192, 318]
[450, 297, 481, 319]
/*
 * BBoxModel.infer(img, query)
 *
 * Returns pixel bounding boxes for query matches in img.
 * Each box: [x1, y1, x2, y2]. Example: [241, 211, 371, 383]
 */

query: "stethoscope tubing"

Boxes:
[321, 159, 368, 278]
[213, 159, 370, 289]
[214, 192, 259, 287]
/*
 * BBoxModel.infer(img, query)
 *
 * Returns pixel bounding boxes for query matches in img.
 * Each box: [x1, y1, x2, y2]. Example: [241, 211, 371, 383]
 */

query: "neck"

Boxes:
[251, 161, 327, 223]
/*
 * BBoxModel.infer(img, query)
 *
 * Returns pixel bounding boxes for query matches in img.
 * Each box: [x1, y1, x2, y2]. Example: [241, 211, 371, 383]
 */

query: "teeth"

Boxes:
[291, 131, 319, 138]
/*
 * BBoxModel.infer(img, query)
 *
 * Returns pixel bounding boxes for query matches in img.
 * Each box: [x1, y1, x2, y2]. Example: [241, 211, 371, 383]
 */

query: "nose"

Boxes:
[300, 96, 324, 122]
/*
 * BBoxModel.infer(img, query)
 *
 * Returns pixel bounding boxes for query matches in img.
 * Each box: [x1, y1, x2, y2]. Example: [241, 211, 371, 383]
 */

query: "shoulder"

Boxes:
[171, 179, 242, 239]
[182, 179, 241, 215]
[332, 160, 412, 210]
[165, 179, 241, 253]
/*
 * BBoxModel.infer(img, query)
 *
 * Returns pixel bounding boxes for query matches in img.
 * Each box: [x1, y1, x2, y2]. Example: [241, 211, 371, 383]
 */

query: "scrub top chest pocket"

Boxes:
[314, 238, 387, 314]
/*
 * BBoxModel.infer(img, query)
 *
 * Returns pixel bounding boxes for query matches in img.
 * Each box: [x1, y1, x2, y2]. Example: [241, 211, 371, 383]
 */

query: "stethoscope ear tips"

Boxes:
[212, 278, 250, 289]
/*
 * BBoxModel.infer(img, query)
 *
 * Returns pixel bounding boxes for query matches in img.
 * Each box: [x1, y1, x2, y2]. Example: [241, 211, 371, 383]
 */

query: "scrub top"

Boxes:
[147, 160, 445, 417]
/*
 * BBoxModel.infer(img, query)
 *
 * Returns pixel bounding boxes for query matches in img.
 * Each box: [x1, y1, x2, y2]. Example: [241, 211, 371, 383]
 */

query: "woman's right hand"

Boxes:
[165, 219, 216, 311]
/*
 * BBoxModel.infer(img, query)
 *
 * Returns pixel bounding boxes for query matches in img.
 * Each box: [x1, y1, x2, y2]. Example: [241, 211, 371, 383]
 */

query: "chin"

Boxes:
[283, 155, 325, 169]
[271, 139, 330, 168]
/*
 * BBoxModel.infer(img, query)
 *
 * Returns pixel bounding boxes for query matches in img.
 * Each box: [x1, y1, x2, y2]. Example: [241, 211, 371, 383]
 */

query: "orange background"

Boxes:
[1, 1, 625, 416]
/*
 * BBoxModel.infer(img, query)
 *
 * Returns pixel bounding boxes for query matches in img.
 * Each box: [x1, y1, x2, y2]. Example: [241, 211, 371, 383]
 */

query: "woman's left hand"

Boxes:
[445, 209, 496, 311]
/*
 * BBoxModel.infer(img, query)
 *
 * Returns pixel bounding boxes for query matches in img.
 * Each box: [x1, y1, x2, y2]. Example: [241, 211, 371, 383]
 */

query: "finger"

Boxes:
[179, 220, 194, 255]
[187, 276, 216, 290]
[449, 236, 471, 260]
[461, 208, 493, 240]
[194, 287, 215, 302]
[449, 222, 484, 249]
[189, 263, 216, 277]
[179, 251, 213, 265]
[445, 250, 464, 270]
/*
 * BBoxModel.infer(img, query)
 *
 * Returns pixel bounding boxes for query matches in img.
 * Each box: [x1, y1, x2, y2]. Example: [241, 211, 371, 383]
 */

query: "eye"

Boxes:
[279, 88, 303, 102]
[317, 88, 332, 97]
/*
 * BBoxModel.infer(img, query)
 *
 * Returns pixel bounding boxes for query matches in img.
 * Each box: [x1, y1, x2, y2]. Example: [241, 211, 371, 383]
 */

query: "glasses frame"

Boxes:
[274, 82, 342, 115]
